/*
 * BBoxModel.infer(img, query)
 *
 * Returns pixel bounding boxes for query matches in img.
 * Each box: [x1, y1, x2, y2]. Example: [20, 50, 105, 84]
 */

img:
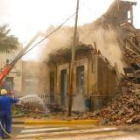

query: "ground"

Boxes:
[9, 81, 140, 140]
[7, 124, 140, 140]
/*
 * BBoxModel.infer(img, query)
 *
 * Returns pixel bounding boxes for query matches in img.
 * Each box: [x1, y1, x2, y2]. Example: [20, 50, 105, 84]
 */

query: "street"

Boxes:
[10, 124, 140, 140]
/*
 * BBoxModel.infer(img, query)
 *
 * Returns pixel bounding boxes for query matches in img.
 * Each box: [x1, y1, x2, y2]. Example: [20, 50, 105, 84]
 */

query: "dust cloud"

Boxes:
[40, 26, 74, 61]
[39, 0, 127, 74]
[72, 93, 87, 112]
[40, 23, 125, 73]
[79, 24, 125, 73]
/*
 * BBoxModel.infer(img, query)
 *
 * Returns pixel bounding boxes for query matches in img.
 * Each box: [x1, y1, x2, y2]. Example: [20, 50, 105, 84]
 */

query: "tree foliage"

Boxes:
[0, 25, 19, 52]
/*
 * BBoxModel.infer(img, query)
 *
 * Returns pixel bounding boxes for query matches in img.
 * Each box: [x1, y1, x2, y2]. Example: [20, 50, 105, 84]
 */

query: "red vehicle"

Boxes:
[0, 33, 40, 90]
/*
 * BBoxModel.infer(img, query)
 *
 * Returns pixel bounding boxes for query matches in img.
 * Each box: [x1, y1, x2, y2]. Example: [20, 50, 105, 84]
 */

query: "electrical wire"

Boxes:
[0, 9, 76, 140]
[14, 12, 76, 61]
[10, 33, 40, 66]
[11, 0, 108, 65]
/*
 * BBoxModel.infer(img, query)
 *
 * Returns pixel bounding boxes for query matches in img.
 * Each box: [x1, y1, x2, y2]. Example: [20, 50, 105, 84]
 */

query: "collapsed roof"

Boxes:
[47, 43, 95, 64]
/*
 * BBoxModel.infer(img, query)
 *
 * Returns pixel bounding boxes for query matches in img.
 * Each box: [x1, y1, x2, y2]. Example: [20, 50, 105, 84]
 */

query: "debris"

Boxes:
[91, 81, 140, 125]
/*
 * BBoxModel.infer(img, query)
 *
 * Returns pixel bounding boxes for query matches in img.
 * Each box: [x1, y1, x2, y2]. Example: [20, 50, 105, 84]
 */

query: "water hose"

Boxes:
[0, 121, 12, 138]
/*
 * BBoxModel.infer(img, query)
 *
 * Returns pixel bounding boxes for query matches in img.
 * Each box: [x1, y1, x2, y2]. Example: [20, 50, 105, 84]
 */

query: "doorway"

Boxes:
[3, 77, 14, 91]
[76, 66, 84, 94]
[50, 71, 55, 102]
[60, 69, 68, 106]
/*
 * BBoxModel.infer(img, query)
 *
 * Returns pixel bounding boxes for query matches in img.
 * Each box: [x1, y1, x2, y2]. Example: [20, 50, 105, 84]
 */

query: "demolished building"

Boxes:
[47, 43, 117, 111]
[41, 0, 140, 111]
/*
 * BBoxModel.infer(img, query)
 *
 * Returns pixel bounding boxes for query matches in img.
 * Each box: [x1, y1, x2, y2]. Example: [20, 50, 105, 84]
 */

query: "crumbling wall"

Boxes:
[97, 56, 117, 96]
[90, 55, 117, 110]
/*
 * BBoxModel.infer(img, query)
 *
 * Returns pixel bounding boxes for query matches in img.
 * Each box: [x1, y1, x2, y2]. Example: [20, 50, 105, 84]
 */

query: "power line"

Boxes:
[17, 12, 76, 60]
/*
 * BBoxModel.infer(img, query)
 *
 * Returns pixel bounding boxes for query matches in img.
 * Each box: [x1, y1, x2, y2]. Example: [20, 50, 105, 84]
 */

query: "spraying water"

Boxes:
[20, 94, 49, 114]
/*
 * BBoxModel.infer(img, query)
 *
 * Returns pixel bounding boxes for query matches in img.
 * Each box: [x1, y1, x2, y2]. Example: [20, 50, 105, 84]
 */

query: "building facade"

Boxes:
[47, 44, 118, 111]
[22, 61, 48, 103]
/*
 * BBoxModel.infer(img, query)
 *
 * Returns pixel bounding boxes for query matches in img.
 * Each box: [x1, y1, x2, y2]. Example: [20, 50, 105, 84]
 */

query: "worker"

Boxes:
[0, 89, 19, 139]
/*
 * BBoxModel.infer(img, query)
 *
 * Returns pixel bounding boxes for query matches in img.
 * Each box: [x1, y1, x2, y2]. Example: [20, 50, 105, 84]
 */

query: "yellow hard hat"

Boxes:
[1, 89, 7, 95]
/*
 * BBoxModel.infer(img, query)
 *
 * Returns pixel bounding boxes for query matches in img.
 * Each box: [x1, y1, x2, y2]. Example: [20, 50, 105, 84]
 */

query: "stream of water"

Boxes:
[20, 94, 49, 114]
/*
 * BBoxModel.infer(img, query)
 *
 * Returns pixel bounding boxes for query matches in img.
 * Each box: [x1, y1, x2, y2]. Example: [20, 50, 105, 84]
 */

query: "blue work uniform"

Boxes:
[0, 95, 19, 138]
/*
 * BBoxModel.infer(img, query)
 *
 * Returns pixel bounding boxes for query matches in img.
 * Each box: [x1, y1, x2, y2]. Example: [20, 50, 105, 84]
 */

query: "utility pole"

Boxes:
[68, 0, 79, 116]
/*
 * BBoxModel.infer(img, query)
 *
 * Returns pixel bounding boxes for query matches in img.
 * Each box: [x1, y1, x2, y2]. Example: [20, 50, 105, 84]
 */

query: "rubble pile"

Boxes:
[91, 81, 140, 126]
[12, 105, 30, 117]
[12, 80, 140, 125]
[12, 104, 47, 118]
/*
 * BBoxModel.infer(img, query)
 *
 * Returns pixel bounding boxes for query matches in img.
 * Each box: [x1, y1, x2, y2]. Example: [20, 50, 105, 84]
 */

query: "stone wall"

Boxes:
[91, 55, 117, 110]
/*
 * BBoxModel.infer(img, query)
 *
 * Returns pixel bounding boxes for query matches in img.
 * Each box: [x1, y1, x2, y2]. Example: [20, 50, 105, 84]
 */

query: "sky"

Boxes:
[0, 0, 139, 60]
